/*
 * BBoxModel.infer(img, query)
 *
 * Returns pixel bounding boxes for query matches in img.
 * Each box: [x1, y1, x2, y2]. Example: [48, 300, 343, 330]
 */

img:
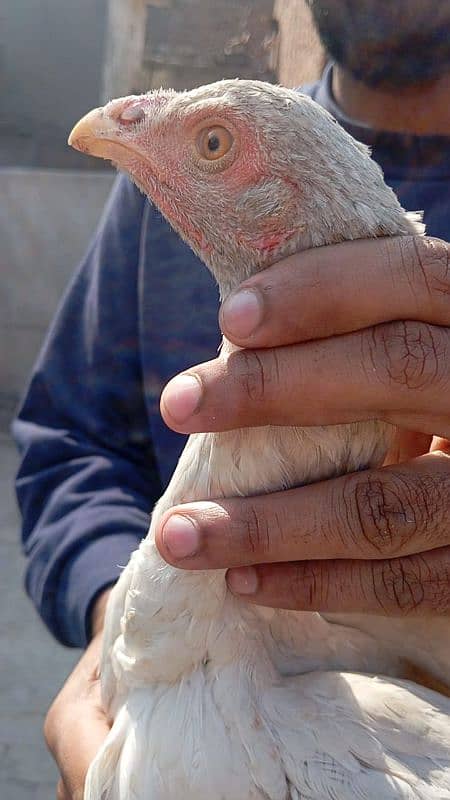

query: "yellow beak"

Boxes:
[68, 108, 126, 161]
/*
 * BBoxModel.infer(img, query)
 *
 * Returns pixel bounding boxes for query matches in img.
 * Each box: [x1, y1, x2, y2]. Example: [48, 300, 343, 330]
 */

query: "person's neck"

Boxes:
[333, 65, 450, 135]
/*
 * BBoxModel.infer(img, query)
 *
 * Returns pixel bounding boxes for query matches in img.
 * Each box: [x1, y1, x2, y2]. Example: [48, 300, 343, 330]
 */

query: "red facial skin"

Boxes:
[105, 94, 281, 258]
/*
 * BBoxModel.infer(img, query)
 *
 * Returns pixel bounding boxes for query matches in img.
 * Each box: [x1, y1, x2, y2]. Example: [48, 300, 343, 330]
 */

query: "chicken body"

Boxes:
[69, 81, 450, 799]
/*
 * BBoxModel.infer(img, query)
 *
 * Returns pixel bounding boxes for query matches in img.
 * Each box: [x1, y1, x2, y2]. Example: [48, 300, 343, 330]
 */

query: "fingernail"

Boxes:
[161, 374, 202, 424]
[162, 515, 199, 559]
[221, 289, 263, 339]
[227, 567, 259, 595]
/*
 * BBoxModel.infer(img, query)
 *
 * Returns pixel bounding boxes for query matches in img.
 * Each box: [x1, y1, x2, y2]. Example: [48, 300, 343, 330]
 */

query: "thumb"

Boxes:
[57, 779, 70, 800]
[57, 709, 110, 800]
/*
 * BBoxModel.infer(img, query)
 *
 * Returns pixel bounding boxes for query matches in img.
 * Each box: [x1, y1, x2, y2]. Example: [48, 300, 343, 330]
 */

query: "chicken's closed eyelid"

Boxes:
[118, 105, 146, 125]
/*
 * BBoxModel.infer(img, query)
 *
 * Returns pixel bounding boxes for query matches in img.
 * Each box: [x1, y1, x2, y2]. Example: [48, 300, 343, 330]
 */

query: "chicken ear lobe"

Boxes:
[235, 177, 304, 253]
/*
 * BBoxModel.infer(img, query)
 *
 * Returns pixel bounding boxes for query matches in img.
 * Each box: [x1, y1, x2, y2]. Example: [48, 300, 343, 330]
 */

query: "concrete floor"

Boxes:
[0, 434, 78, 799]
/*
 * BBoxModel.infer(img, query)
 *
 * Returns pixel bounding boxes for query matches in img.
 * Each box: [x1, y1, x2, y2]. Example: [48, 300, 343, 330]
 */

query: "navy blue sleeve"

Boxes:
[12, 174, 162, 648]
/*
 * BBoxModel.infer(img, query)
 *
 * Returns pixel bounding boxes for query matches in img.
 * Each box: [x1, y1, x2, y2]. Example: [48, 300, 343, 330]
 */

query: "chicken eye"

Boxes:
[197, 126, 233, 161]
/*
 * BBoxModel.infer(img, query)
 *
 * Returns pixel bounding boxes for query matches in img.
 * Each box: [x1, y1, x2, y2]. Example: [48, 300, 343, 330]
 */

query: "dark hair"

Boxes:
[307, 0, 450, 88]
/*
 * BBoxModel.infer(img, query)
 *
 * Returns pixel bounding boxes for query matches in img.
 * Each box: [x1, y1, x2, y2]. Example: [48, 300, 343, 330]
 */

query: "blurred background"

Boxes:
[0, 1, 323, 797]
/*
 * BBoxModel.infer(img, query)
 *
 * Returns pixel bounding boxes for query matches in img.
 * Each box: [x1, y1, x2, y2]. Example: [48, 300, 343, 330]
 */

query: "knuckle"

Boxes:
[235, 505, 271, 557]
[407, 468, 450, 546]
[372, 558, 427, 614]
[391, 236, 450, 313]
[364, 320, 446, 391]
[413, 236, 450, 303]
[237, 349, 280, 404]
[342, 467, 450, 558]
[341, 473, 418, 556]
[372, 550, 450, 615]
[289, 562, 330, 608]
[427, 551, 450, 613]
[238, 350, 267, 403]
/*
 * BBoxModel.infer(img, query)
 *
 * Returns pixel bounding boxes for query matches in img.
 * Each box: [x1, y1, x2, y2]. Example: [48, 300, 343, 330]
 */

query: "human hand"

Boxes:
[44, 590, 112, 800]
[156, 235, 450, 615]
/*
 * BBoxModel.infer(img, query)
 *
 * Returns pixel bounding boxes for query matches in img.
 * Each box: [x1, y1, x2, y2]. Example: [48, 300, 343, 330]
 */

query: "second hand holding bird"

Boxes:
[67, 79, 450, 797]
[158, 233, 450, 621]
[45, 235, 450, 800]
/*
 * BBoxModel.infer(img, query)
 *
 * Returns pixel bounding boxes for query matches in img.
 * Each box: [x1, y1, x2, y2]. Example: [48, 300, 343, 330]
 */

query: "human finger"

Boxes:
[156, 450, 450, 569]
[382, 429, 432, 465]
[44, 634, 110, 800]
[225, 546, 450, 615]
[219, 236, 450, 347]
[160, 320, 450, 434]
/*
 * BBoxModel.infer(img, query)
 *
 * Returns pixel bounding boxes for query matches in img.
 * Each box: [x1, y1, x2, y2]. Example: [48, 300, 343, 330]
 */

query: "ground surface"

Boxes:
[0, 434, 78, 799]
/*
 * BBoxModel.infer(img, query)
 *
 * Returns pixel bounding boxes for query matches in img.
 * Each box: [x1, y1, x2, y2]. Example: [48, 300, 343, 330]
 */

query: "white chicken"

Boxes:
[69, 80, 450, 799]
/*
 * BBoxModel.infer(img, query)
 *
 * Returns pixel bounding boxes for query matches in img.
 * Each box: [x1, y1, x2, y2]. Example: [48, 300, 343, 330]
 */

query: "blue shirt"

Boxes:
[13, 65, 450, 647]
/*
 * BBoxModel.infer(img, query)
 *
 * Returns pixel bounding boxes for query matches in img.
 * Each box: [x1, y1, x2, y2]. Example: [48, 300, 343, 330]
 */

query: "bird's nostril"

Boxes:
[117, 104, 146, 125]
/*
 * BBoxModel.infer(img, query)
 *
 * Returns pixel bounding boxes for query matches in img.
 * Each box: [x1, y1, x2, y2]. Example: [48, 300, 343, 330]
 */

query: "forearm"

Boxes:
[14, 428, 154, 647]
[13, 174, 163, 647]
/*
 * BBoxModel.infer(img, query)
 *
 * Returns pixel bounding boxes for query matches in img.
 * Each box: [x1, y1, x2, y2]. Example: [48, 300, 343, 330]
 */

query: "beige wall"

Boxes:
[275, 0, 325, 87]
[102, 0, 277, 97]
[1, 1, 326, 422]
[102, 0, 325, 96]
[1, 169, 114, 412]
[1, 0, 325, 167]
[1, 0, 107, 169]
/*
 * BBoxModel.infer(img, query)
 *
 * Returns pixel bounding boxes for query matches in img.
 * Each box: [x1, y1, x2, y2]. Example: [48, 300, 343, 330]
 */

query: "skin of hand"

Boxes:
[157, 234, 450, 616]
[43, 236, 450, 800]
[44, 590, 112, 800]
